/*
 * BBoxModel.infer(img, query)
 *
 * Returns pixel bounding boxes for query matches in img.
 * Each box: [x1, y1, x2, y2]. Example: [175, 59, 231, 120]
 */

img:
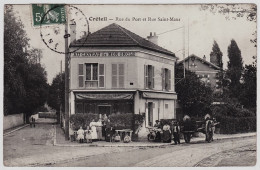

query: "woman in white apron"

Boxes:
[90, 119, 98, 140]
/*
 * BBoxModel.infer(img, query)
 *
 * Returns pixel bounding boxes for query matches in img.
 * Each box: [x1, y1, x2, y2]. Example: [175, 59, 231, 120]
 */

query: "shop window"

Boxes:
[112, 63, 125, 88]
[144, 65, 154, 89]
[162, 68, 171, 91]
[76, 103, 83, 114]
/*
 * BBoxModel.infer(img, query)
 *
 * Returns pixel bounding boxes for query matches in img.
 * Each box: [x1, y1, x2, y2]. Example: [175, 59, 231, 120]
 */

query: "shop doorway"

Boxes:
[98, 105, 111, 116]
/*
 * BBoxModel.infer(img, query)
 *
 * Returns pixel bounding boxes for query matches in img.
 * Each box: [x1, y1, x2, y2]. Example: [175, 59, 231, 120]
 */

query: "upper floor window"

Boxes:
[78, 63, 105, 88]
[112, 63, 125, 88]
[162, 68, 171, 91]
[144, 65, 155, 89]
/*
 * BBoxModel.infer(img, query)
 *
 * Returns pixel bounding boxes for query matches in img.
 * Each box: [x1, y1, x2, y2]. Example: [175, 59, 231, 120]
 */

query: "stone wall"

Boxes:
[3, 113, 25, 130]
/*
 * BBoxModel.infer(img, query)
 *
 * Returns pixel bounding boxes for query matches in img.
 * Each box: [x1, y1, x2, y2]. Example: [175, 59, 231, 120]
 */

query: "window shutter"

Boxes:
[162, 68, 165, 90]
[78, 64, 84, 87]
[152, 66, 155, 89]
[144, 65, 148, 89]
[112, 64, 117, 88]
[119, 64, 124, 88]
[168, 69, 171, 90]
[99, 64, 105, 87]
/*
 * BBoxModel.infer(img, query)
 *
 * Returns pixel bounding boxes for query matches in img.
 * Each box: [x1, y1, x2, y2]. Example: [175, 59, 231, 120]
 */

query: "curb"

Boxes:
[53, 126, 256, 148]
[3, 124, 29, 137]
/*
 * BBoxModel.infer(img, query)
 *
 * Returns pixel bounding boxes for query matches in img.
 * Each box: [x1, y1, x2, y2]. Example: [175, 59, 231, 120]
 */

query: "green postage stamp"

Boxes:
[32, 4, 66, 26]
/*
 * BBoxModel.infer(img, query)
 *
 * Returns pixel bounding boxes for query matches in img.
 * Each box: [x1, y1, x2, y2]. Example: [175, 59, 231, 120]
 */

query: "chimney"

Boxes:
[70, 23, 76, 44]
[203, 55, 206, 60]
[147, 32, 158, 45]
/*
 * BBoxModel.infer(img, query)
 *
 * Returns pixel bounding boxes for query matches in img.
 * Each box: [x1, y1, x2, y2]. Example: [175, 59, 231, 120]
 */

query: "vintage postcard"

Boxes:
[2, 2, 258, 168]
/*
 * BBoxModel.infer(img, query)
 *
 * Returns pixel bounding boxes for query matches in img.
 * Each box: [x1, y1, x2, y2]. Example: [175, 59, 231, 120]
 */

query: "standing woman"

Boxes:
[96, 118, 103, 141]
[90, 119, 98, 141]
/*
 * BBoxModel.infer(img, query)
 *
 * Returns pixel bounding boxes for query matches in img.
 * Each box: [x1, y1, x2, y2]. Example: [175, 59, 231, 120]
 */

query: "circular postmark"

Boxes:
[40, 4, 90, 54]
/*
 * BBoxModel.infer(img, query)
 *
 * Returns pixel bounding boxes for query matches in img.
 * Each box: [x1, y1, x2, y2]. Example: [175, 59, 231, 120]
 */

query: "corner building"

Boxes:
[69, 23, 178, 135]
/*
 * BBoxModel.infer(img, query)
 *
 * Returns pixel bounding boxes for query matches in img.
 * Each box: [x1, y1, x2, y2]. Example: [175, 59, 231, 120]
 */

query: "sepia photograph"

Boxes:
[2, 1, 258, 168]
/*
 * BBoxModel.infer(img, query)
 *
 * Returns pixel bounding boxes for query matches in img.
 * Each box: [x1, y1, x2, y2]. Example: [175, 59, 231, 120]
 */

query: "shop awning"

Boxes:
[142, 91, 177, 100]
[75, 93, 134, 100]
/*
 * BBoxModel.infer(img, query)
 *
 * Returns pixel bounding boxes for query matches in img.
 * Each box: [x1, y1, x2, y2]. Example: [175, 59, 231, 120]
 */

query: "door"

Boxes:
[98, 105, 111, 116]
[148, 102, 153, 126]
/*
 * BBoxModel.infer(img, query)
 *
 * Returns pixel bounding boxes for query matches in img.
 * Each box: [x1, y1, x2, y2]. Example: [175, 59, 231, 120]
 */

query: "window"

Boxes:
[112, 63, 125, 88]
[162, 68, 171, 91]
[144, 65, 154, 89]
[84, 63, 105, 88]
[165, 104, 168, 109]
[85, 63, 98, 87]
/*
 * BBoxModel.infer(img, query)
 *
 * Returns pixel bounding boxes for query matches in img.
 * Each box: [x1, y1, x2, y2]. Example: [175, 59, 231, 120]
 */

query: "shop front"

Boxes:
[74, 92, 135, 116]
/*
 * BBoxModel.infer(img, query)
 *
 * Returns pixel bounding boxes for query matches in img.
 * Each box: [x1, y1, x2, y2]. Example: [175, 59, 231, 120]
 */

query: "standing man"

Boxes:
[172, 121, 181, 145]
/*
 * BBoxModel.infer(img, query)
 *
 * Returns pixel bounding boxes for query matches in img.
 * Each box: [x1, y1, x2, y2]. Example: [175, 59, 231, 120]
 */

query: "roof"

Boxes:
[178, 55, 221, 70]
[70, 23, 176, 57]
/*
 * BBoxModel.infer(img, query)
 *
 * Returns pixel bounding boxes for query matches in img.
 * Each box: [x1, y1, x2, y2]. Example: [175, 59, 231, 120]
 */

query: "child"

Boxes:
[85, 126, 92, 143]
[114, 132, 121, 142]
[123, 133, 131, 143]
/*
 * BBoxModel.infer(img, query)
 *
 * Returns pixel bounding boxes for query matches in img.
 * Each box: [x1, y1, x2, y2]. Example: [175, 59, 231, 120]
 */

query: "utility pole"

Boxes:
[64, 6, 70, 140]
[60, 60, 62, 126]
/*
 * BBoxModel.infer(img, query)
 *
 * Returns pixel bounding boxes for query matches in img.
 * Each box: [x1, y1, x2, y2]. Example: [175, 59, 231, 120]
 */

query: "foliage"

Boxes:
[226, 39, 243, 98]
[217, 116, 256, 134]
[210, 40, 223, 68]
[239, 57, 257, 109]
[38, 112, 57, 119]
[176, 65, 214, 118]
[47, 72, 65, 112]
[110, 113, 145, 132]
[4, 6, 48, 118]
[69, 113, 99, 130]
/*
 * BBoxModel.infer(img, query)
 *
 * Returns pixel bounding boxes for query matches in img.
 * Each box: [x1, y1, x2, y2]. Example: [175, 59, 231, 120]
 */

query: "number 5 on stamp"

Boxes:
[32, 4, 66, 26]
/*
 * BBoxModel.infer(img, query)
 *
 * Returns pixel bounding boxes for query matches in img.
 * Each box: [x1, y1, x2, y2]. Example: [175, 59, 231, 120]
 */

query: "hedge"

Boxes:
[216, 116, 256, 134]
[38, 112, 57, 119]
[69, 113, 145, 132]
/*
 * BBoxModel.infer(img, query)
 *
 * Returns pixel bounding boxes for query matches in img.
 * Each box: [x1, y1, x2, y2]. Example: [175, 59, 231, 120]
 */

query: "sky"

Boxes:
[12, 4, 257, 84]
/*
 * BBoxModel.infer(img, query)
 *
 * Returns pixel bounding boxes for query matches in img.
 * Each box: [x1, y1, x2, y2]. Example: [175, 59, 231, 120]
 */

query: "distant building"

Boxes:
[177, 54, 222, 90]
[68, 23, 178, 134]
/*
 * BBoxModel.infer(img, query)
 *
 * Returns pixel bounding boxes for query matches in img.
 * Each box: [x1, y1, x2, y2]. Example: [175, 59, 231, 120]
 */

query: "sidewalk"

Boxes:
[55, 125, 256, 147]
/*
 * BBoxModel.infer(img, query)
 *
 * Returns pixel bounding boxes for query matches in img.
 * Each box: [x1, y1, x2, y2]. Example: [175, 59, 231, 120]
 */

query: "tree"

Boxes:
[4, 6, 49, 118]
[226, 39, 243, 98]
[239, 57, 256, 110]
[210, 40, 223, 68]
[47, 72, 65, 112]
[4, 5, 29, 115]
[175, 65, 214, 118]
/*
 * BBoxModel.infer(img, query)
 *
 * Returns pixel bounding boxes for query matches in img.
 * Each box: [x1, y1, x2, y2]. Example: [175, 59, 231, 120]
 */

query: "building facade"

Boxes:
[68, 23, 177, 134]
[178, 55, 222, 90]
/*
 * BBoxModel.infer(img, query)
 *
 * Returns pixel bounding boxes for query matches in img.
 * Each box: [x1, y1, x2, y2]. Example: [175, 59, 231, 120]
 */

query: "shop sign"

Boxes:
[73, 51, 136, 57]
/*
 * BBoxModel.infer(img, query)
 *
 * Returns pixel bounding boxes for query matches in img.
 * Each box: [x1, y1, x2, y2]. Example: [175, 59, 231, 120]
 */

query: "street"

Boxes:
[3, 121, 256, 167]
[50, 136, 256, 167]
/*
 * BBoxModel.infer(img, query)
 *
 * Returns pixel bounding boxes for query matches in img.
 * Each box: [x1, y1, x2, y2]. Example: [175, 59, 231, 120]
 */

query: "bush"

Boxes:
[69, 113, 145, 132]
[110, 113, 145, 132]
[217, 116, 256, 134]
[69, 113, 99, 130]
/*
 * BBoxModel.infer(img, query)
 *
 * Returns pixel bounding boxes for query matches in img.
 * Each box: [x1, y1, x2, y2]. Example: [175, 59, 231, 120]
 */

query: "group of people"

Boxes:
[151, 120, 181, 144]
[75, 114, 131, 143]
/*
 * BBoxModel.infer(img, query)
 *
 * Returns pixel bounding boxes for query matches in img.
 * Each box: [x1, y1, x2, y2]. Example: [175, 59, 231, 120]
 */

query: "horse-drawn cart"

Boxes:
[181, 118, 218, 143]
